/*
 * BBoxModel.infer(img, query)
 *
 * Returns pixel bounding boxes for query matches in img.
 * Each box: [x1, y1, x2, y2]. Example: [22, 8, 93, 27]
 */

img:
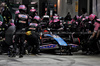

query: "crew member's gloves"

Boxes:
[89, 36, 93, 40]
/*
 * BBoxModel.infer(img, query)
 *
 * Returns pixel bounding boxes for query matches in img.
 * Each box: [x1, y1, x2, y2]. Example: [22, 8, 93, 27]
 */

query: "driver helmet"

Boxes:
[89, 14, 96, 21]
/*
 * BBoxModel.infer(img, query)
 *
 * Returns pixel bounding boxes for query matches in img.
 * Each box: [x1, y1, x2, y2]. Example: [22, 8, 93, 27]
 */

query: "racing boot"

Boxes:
[8, 47, 16, 57]
[19, 54, 23, 58]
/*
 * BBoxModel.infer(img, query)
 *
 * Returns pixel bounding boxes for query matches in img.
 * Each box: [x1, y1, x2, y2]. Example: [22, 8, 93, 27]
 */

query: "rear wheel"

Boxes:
[97, 40, 100, 52]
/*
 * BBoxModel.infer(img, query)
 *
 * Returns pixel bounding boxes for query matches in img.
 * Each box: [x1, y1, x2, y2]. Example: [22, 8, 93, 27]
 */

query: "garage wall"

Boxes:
[93, 0, 100, 18]
[57, 0, 78, 18]
[14, 0, 22, 4]
[78, 0, 87, 16]
[47, 0, 57, 4]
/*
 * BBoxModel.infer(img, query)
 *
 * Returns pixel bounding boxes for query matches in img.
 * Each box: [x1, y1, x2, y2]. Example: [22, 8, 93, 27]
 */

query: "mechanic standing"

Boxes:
[0, 2, 6, 14]
[89, 14, 98, 39]
[25, 8, 40, 55]
[1, 3, 12, 25]
[88, 14, 100, 53]
[29, 7, 37, 19]
[14, 5, 29, 58]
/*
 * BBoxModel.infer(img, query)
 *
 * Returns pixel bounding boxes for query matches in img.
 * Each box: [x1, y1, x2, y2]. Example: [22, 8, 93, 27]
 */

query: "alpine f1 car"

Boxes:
[39, 29, 81, 55]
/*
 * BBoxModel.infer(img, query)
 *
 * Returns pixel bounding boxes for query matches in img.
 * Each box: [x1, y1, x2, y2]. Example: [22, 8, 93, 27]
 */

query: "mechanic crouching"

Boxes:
[14, 5, 29, 58]
[26, 18, 40, 55]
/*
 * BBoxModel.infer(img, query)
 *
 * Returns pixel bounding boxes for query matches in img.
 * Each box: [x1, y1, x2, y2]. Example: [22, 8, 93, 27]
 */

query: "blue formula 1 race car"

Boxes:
[39, 30, 80, 55]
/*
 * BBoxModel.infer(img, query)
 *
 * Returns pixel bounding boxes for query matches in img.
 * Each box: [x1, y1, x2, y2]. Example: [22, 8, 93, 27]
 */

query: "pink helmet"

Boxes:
[0, 21, 3, 26]
[79, 16, 82, 19]
[34, 16, 40, 20]
[53, 19, 60, 22]
[76, 15, 79, 19]
[85, 16, 89, 20]
[19, 5, 26, 10]
[30, 9, 36, 12]
[82, 18, 85, 21]
[15, 10, 20, 14]
[89, 14, 96, 21]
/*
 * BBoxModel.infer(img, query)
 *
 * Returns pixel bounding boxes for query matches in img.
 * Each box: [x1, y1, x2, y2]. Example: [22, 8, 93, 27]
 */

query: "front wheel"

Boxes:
[97, 40, 100, 52]
[38, 39, 41, 53]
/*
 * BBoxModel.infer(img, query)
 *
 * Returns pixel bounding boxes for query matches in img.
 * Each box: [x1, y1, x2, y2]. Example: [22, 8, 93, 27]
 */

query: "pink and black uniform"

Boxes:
[50, 15, 61, 29]
[14, 5, 29, 58]
[15, 13, 29, 30]
[94, 19, 100, 32]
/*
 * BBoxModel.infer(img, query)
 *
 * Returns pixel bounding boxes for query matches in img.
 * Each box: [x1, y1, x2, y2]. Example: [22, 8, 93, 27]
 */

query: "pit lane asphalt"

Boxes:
[0, 53, 100, 66]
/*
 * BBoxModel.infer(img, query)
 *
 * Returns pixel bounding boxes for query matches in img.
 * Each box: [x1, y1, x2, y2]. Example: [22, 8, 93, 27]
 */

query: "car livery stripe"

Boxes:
[40, 44, 58, 49]
[44, 34, 68, 46]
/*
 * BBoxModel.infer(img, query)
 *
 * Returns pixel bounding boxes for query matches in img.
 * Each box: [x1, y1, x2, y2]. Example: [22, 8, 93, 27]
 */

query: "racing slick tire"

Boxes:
[97, 40, 100, 53]
[59, 46, 73, 55]
[5, 26, 15, 45]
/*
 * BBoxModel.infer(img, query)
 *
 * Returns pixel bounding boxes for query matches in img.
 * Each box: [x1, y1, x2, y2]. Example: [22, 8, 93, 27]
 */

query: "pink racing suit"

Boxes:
[49, 19, 60, 24]
[94, 19, 100, 32]
[71, 19, 75, 23]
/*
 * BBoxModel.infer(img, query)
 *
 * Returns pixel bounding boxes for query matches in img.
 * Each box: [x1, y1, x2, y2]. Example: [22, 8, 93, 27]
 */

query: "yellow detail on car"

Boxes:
[26, 31, 32, 36]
